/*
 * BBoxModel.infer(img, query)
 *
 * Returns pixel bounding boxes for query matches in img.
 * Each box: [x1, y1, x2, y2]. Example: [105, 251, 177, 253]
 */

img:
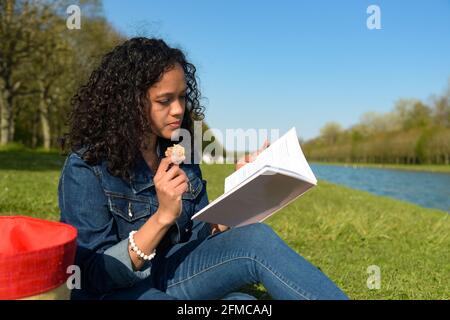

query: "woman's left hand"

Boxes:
[210, 141, 270, 235]
[210, 223, 229, 235]
[235, 139, 270, 171]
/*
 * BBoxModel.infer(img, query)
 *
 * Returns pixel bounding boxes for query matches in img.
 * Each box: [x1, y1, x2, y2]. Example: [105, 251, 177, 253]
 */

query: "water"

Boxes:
[310, 164, 450, 213]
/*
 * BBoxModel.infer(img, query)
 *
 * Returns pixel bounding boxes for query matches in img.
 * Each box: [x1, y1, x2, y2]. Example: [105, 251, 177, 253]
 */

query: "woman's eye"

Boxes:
[158, 94, 185, 105]
[159, 99, 170, 105]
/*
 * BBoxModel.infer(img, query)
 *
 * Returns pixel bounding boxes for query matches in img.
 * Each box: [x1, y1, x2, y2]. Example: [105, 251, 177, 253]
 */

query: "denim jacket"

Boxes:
[58, 145, 209, 298]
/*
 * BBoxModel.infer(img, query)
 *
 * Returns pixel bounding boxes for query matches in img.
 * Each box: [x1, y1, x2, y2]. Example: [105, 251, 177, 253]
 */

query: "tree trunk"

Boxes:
[38, 82, 51, 150]
[39, 107, 51, 150]
[8, 106, 15, 142]
[0, 92, 6, 145]
[0, 89, 13, 145]
[31, 110, 39, 148]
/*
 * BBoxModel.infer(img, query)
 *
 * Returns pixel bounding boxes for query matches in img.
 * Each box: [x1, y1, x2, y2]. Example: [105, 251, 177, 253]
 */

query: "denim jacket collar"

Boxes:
[128, 140, 167, 194]
[129, 152, 157, 194]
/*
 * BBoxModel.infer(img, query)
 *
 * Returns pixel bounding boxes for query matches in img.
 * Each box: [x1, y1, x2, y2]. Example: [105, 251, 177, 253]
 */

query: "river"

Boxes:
[310, 164, 450, 213]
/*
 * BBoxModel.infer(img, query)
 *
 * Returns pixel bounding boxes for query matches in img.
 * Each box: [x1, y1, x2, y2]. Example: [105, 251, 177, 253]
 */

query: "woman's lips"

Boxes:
[168, 121, 181, 128]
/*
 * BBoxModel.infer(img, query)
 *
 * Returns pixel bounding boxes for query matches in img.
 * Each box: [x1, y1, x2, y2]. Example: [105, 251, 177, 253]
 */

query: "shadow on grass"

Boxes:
[240, 284, 272, 300]
[0, 150, 66, 171]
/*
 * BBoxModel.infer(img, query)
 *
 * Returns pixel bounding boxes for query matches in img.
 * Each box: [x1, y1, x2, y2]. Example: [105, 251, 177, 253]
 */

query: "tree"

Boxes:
[431, 80, 450, 128]
[319, 122, 342, 145]
[304, 89, 450, 164]
[393, 99, 432, 130]
[0, 0, 43, 144]
[425, 128, 450, 164]
[0, 0, 123, 148]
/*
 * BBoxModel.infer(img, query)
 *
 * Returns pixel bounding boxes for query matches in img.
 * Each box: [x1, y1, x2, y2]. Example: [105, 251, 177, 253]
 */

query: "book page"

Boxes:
[224, 127, 316, 193]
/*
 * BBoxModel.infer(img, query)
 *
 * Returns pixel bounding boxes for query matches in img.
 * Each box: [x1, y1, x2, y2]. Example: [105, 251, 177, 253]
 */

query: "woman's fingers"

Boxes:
[246, 140, 270, 162]
[154, 157, 174, 181]
[211, 224, 220, 235]
[235, 140, 271, 170]
[161, 164, 186, 184]
[174, 181, 189, 195]
[169, 173, 188, 190]
[210, 223, 229, 235]
[257, 139, 270, 155]
[161, 164, 180, 182]
[252, 139, 270, 159]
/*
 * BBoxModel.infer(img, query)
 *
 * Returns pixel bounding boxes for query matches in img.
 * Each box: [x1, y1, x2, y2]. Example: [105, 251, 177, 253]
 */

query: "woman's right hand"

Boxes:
[153, 157, 189, 226]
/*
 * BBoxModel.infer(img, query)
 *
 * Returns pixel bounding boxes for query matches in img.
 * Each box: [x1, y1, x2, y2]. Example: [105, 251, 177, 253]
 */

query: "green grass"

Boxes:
[312, 161, 450, 174]
[0, 150, 66, 220]
[1, 150, 449, 299]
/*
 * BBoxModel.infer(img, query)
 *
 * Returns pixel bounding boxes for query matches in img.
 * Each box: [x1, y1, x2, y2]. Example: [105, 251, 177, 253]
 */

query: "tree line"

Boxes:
[0, 0, 124, 149]
[302, 83, 450, 165]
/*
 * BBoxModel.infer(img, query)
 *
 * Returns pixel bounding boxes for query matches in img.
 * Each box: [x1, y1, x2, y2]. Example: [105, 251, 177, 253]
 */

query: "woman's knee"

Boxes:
[234, 223, 281, 253]
[242, 223, 278, 240]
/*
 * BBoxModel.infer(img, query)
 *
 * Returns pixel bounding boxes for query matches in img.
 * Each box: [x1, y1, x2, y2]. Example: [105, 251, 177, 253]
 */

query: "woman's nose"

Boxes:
[170, 100, 184, 116]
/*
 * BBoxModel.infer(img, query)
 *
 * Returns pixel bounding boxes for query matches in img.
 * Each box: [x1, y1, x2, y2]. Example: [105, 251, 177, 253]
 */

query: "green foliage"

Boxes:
[304, 83, 450, 165]
[0, 142, 28, 152]
[319, 122, 342, 145]
[408, 101, 432, 128]
[0, 0, 125, 148]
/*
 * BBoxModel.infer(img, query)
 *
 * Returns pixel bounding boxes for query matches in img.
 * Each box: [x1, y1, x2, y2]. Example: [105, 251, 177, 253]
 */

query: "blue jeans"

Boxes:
[102, 222, 348, 300]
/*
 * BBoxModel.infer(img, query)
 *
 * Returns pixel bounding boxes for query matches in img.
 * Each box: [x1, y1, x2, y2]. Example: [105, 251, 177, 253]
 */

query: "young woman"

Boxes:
[58, 37, 348, 300]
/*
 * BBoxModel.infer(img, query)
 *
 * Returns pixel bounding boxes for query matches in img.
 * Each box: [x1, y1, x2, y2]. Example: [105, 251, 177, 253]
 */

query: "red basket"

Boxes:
[0, 216, 77, 299]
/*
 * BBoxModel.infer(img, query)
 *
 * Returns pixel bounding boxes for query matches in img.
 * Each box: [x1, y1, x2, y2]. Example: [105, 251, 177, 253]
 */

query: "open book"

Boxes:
[191, 127, 317, 228]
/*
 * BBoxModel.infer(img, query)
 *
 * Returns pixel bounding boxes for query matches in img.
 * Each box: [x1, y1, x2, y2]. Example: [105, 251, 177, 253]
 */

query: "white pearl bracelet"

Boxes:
[129, 231, 156, 261]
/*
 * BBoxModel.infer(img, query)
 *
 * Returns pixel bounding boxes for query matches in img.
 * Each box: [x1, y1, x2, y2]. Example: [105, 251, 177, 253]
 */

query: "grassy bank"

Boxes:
[311, 161, 450, 174]
[1, 150, 449, 299]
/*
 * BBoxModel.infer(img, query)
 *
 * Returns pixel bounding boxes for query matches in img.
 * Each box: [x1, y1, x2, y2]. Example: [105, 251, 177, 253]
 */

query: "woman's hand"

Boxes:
[207, 141, 270, 235]
[235, 139, 270, 171]
[210, 223, 229, 235]
[153, 157, 189, 226]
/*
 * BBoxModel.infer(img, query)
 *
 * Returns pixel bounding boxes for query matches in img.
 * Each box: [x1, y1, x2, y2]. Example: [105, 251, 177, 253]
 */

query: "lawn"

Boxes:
[1, 149, 449, 299]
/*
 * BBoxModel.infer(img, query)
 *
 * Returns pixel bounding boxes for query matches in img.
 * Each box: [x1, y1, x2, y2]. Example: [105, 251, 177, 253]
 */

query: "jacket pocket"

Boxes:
[106, 191, 157, 239]
[181, 174, 204, 201]
[180, 172, 205, 221]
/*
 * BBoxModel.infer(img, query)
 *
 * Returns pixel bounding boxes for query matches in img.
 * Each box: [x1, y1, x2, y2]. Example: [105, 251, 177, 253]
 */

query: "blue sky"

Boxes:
[102, 0, 450, 146]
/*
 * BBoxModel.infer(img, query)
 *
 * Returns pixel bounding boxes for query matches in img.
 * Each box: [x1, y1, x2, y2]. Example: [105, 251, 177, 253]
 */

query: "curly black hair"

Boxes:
[62, 37, 204, 181]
